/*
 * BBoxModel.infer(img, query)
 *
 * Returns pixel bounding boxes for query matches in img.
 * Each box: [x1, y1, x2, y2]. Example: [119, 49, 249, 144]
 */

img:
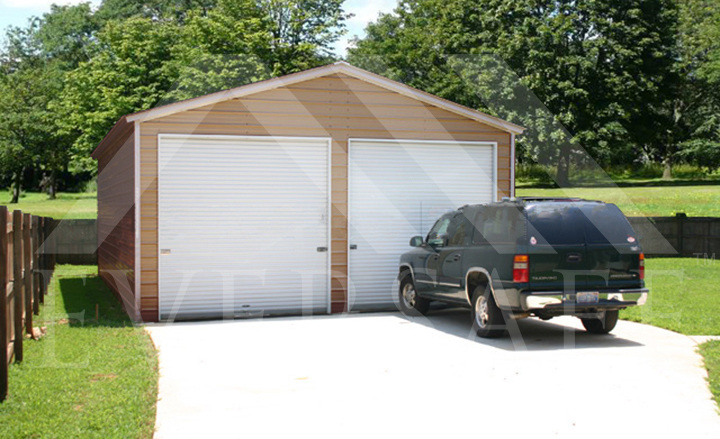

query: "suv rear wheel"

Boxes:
[581, 310, 619, 334]
[471, 284, 506, 338]
[398, 271, 430, 316]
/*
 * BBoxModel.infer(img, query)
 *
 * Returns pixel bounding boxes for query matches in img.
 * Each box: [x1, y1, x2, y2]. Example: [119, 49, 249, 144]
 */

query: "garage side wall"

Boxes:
[96, 122, 137, 319]
[138, 73, 512, 321]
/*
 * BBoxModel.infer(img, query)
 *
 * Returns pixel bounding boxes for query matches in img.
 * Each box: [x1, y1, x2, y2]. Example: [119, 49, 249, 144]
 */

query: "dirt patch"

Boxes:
[91, 373, 118, 382]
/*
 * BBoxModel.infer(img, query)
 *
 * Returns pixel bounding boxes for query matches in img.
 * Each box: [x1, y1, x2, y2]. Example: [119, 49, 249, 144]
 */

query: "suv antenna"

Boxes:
[420, 201, 423, 234]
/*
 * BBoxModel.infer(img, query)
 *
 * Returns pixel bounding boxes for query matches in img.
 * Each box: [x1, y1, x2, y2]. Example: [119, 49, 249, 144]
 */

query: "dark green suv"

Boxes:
[398, 198, 648, 338]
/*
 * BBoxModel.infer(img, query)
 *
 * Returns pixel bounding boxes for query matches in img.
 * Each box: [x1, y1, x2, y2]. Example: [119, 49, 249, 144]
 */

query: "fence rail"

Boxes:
[0, 207, 56, 402]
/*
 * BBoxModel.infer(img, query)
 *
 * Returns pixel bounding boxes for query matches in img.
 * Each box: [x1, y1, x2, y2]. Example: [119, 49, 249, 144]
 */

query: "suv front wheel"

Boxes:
[471, 284, 507, 338]
[398, 271, 430, 316]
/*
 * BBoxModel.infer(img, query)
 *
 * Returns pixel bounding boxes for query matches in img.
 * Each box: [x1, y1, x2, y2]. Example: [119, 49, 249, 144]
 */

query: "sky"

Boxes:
[0, 0, 397, 57]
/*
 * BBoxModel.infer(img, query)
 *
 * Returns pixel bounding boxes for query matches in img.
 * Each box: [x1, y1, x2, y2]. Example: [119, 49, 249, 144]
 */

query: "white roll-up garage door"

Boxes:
[158, 135, 330, 321]
[348, 139, 496, 310]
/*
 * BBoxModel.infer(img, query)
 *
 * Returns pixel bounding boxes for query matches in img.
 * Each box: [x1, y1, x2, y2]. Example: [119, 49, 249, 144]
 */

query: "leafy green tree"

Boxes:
[0, 64, 62, 202]
[349, 0, 679, 186]
[673, 0, 720, 173]
[60, 0, 351, 174]
[259, 0, 351, 75]
[56, 18, 180, 171]
[35, 3, 100, 69]
[96, 0, 218, 23]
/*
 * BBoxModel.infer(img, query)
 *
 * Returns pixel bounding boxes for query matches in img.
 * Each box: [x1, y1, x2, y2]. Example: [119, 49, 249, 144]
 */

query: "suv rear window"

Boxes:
[525, 202, 635, 246]
[581, 204, 635, 244]
[525, 204, 585, 245]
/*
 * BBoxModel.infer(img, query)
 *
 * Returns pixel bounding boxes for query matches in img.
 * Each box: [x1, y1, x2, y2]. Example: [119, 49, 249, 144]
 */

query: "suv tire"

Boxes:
[471, 284, 506, 338]
[581, 310, 619, 334]
[398, 271, 430, 316]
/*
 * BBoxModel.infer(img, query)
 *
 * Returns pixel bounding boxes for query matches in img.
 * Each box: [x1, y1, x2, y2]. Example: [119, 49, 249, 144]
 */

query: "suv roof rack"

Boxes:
[517, 196, 602, 203]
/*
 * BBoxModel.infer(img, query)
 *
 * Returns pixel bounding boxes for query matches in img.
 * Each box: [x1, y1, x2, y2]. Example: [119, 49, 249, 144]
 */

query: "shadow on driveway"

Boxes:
[404, 307, 644, 351]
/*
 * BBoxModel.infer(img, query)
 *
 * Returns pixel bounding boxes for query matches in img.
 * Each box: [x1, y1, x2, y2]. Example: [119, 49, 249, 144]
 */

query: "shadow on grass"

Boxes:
[58, 275, 133, 328]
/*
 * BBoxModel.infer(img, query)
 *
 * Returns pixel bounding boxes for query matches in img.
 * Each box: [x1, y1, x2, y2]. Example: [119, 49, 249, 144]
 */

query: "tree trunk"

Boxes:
[662, 151, 673, 180]
[555, 147, 571, 187]
[10, 169, 22, 204]
[48, 169, 57, 200]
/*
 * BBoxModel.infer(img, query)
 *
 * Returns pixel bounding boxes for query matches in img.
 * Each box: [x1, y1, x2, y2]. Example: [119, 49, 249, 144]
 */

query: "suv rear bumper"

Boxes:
[520, 288, 648, 312]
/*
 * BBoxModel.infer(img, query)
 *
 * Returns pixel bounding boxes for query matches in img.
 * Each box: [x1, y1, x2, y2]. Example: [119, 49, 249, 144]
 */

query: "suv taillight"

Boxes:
[639, 253, 645, 280]
[513, 254, 529, 283]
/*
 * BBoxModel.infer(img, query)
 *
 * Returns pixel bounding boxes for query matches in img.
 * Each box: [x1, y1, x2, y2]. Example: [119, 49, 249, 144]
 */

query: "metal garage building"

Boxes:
[91, 62, 524, 322]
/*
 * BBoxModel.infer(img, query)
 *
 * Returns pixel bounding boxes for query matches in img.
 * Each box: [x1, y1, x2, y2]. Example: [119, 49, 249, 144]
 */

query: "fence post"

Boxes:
[22, 214, 32, 336]
[43, 217, 52, 289]
[0, 206, 8, 402]
[38, 217, 45, 303]
[32, 216, 39, 315]
[49, 219, 56, 273]
[676, 213, 687, 256]
[12, 211, 23, 363]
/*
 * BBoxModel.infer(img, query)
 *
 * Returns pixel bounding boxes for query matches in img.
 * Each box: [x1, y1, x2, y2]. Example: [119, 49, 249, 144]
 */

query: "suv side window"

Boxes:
[448, 213, 471, 246]
[473, 206, 525, 245]
[426, 214, 452, 246]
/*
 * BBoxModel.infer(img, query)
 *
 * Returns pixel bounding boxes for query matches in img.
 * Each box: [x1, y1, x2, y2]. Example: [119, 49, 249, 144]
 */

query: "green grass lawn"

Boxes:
[0, 192, 97, 219]
[0, 265, 158, 439]
[700, 341, 720, 409]
[623, 258, 720, 335]
[516, 185, 720, 217]
[4, 184, 720, 219]
[623, 257, 720, 409]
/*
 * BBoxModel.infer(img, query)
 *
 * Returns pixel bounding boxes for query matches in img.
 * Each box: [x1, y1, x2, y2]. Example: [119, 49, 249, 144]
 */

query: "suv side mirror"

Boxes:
[427, 234, 448, 248]
[409, 236, 424, 247]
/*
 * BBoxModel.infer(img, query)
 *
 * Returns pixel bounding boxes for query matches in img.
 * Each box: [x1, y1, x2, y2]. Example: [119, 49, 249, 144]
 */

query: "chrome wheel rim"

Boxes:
[402, 283, 417, 308]
[475, 296, 489, 328]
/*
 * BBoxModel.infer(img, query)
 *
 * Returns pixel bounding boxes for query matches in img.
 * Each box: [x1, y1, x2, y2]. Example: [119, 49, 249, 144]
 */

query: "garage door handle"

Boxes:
[350, 244, 357, 250]
[317, 247, 328, 252]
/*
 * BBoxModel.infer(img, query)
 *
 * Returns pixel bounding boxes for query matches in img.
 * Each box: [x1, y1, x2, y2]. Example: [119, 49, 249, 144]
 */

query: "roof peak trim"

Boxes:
[125, 62, 524, 135]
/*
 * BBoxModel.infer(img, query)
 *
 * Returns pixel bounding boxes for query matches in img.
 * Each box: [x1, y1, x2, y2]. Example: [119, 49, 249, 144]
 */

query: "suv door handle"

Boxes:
[566, 253, 582, 263]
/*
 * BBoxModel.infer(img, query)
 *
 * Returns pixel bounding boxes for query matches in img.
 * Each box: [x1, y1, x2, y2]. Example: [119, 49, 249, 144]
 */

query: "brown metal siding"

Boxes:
[96, 122, 136, 319]
[138, 73, 512, 321]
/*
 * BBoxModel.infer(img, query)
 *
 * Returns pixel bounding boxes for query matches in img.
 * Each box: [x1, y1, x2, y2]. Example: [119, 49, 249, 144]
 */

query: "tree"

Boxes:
[35, 3, 100, 70]
[97, 0, 218, 23]
[674, 0, 720, 173]
[59, 0, 351, 175]
[56, 18, 180, 172]
[0, 64, 61, 202]
[258, 0, 351, 75]
[349, 0, 679, 186]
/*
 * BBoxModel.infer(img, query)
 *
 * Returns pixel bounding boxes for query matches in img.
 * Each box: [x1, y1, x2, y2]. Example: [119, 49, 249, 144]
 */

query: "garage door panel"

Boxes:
[348, 140, 495, 310]
[158, 135, 329, 320]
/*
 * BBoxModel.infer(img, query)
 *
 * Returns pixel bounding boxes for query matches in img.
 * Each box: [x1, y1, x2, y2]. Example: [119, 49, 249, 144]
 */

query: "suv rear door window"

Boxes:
[473, 206, 525, 245]
[448, 213, 472, 246]
[581, 204, 636, 244]
[525, 204, 585, 246]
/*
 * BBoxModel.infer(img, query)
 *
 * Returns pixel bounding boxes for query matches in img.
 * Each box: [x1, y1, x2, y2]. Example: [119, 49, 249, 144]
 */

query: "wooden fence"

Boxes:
[53, 219, 96, 265]
[0, 207, 56, 402]
[628, 214, 720, 257]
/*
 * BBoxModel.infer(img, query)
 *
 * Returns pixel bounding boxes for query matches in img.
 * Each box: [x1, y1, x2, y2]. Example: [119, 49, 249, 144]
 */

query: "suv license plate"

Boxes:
[577, 292, 599, 304]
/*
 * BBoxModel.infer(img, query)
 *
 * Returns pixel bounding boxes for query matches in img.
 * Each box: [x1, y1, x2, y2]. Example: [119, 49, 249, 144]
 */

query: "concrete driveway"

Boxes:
[146, 310, 720, 439]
